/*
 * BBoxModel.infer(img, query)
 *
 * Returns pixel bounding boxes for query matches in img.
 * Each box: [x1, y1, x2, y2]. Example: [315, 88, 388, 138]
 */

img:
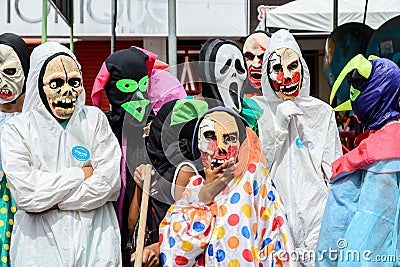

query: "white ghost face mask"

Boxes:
[214, 44, 247, 113]
[41, 54, 83, 120]
[198, 111, 240, 170]
[268, 47, 302, 101]
[243, 32, 270, 89]
[0, 44, 25, 104]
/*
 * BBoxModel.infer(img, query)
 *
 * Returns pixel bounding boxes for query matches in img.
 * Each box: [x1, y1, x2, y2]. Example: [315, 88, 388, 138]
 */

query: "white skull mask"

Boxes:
[42, 55, 83, 120]
[0, 44, 24, 104]
[214, 44, 246, 113]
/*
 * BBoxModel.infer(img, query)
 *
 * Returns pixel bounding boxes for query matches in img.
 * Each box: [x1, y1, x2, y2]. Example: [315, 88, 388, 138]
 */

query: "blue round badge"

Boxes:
[72, 146, 91, 162]
[295, 136, 304, 148]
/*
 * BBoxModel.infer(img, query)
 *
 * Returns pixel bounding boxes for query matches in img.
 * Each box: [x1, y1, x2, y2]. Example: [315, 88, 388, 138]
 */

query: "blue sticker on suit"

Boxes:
[72, 146, 90, 161]
[296, 136, 304, 148]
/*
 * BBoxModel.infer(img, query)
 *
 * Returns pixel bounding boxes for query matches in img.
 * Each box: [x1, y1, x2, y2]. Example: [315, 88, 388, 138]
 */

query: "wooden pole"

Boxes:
[133, 164, 153, 267]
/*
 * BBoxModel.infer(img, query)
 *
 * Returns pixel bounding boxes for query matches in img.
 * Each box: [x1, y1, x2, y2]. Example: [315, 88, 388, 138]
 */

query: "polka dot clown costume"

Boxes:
[159, 107, 296, 266]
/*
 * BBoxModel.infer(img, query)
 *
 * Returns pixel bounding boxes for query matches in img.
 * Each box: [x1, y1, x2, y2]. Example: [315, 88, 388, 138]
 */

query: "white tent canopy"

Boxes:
[258, 0, 400, 34]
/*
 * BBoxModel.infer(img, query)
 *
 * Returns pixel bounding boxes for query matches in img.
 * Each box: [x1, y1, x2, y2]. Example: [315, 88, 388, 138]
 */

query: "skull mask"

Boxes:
[243, 32, 270, 89]
[40, 54, 83, 120]
[0, 44, 25, 103]
[268, 47, 302, 101]
[214, 44, 247, 113]
[198, 111, 240, 170]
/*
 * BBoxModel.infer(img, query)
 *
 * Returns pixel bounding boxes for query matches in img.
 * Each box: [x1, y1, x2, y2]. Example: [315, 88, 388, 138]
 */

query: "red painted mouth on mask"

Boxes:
[272, 71, 301, 96]
[210, 145, 238, 170]
[248, 66, 262, 89]
[0, 87, 13, 99]
[200, 140, 239, 170]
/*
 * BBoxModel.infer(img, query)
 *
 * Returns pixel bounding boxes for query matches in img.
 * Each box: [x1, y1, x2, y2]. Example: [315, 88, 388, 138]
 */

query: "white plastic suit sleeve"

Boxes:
[1, 123, 85, 213]
[57, 111, 121, 211]
[273, 100, 304, 160]
[275, 100, 304, 129]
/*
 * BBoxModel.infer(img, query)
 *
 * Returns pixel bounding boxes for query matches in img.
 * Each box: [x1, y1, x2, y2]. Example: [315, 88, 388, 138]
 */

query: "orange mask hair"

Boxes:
[234, 127, 267, 177]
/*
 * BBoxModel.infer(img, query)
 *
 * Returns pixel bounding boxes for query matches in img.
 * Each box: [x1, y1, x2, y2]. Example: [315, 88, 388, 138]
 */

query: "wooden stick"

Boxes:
[344, 117, 351, 131]
[134, 164, 152, 267]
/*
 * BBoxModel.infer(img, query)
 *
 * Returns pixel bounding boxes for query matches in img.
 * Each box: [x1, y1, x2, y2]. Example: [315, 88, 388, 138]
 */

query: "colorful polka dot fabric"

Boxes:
[159, 162, 296, 266]
[0, 176, 15, 267]
[0, 112, 18, 267]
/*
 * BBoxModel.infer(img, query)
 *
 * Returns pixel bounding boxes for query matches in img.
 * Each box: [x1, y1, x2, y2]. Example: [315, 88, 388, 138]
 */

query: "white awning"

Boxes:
[257, 0, 400, 33]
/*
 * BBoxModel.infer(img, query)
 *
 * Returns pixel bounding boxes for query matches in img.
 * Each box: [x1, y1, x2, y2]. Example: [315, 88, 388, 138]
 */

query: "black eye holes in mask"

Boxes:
[49, 78, 81, 89]
[347, 69, 368, 89]
[3, 68, 16, 76]
[271, 60, 299, 73]
[244, 52, 264, 61]
[203, 130, 238, 145]
[219, 59, 246, 75]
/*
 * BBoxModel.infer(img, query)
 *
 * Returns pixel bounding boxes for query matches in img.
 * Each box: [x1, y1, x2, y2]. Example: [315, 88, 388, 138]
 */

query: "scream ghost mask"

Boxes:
[199, 39, 247, 113]
[0, 33, 29, 104]
[39, 53, 83, 120]
[268, 47, 302, 101]
[198, 111, 240, 170]
[215, 44, 247, 112]
[243, 31, 271, 89]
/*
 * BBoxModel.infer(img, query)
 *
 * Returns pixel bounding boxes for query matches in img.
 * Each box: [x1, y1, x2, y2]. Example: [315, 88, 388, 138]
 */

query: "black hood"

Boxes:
[198, 38, 246, 109]
[105, 47, 149, 123]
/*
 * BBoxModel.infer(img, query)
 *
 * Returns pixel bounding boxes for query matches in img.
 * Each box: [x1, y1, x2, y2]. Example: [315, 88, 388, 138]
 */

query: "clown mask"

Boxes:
[268, 47, 302, 101]
[243, 32, 270, 89]
[214, 44, 247, 113]
[42, 54, 83, 120]
[0, 44, 25, 103]
[198, 111, 240, 170]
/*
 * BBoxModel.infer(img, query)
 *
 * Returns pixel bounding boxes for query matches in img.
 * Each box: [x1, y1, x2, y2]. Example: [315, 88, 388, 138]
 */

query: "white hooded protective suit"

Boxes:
[253, 30, 342, 266]
[1, 42, 122, 266]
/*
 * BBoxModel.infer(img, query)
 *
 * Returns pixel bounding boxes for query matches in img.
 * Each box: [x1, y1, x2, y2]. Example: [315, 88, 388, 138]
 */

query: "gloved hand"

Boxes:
[275, 100, 304, 129]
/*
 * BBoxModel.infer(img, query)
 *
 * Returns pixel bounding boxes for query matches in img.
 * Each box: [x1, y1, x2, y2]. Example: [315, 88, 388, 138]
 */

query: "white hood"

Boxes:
[261, 29, 310, 103]
[22, 42, 85, 115]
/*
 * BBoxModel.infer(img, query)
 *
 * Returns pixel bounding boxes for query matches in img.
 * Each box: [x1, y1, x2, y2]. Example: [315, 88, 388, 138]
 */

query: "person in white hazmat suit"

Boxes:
[0, 42, 122, 266]
[252, 29, 342, 266]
